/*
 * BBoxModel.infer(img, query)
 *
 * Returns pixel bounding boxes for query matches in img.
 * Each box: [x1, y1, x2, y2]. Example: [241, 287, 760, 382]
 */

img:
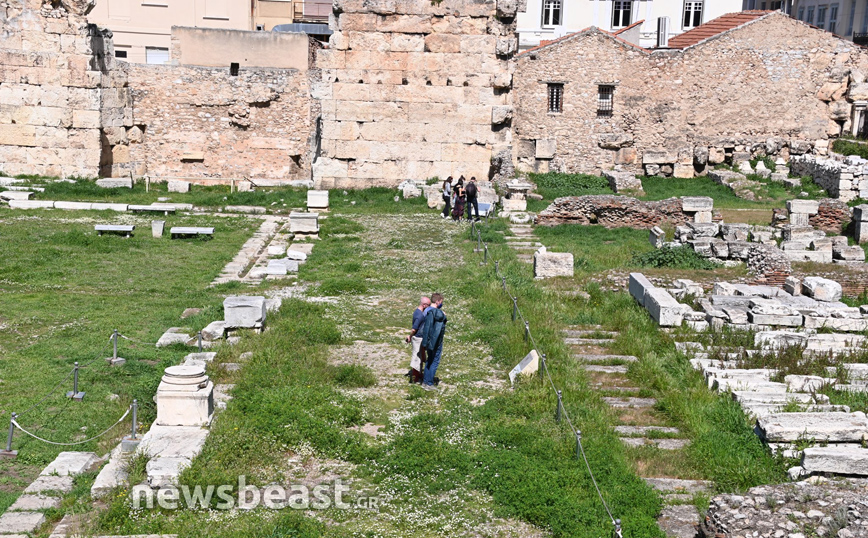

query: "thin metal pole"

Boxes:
[556, 390, 562, 422]
[512, 298, 518, 321]
[495, 260, 499, 275]
[477, 233, 481, 252]
[524, 322, 530, 341]
[502, 276, 506, 290]
[131, 400, 138, 440]
[483, 245, 488, 263]
[5, 413, 15, 452]
[576, 430, 582, 460]
[471, 220, 475, 236]
[112, 330, 118, 362]
[198, 331, 203, 352]
[540, 354, 546, 380]
[73, 362, 79, 395]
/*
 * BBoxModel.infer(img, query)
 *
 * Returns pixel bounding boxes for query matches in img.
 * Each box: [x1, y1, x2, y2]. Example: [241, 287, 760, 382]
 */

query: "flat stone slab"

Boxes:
[137, 425, 209, 460]
[757, 412, 868, 443]
[288, 243, 315, 254]
[615, 426, 681, 436]
[621, 438, 690, 450]
[0, 511, 46, 533]
[603, 397, 657, 408]
[574, 354, 638, 363]
[41, 451, 100, 476]
[732, 391, 815, 405]
[565, 337, 614, 346]
[156, 328, 192, 348]
[0, 190, 33, 200]
[147, 457, 190, 488]
[91, 446, 129, 499]
[643, 477, 712, 494]
[24, 475, 74, 494]
[8, 493, 61, 511]
[658, 504, 700, 538]
[9, 199, 55, 209]
[583, 365, 628, 374]
[802, 446, 868, 475]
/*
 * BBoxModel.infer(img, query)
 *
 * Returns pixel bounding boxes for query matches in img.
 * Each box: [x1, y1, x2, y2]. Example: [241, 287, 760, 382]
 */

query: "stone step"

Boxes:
[644, 477, 713, 495]
[615, 425, 681, 436]
[595, 385, 641, 394]
[757, 412, 868, 443]
[658, 504, 701, 538]
[802, 446, 868, 476]
[505, 236, 539, 242]
[563, 329, 618, 338]
[0, 511, 47, 534]
[603, 397, 657, 408]
[574, 354, 638, 363]
[510, 245, 543, 251]
[565, 338, 614, 346]
[583, 365, 629, 374]
[620, 438, 691, 450]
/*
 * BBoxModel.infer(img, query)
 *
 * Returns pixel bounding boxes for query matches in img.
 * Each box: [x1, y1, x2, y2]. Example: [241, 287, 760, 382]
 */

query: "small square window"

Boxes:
[115, 50, 128, 59]
[547, 83, 563, 113]
[597, 85, 614, 117]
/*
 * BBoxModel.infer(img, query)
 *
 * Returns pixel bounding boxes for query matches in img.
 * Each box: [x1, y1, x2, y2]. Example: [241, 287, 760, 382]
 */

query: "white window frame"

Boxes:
[541, 0, 562, 27]
[683, 1, 703, 29]
[611, 0, 632, 28]
[145, 47, 169, 65]
[828, 3, 839, 33]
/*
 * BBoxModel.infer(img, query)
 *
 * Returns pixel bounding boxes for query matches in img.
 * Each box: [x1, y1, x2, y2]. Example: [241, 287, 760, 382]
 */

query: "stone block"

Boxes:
[168, 180, 190, 193]
[156, 328, 192, 347]
[0, 512, 46, 534]
[853, 204, 868, 222]
[727, 241, 751, 259]
[747, 312, 803, 326]
[789, 212, 810, 226]
[502, 198, 527, 211]
[223, 296, 267, 329]
[673, 163, 694, 178]
[644, 288, 684, 327]
[857, 221, 868, 244]
[688, 222, 719, 238]
[629, 273, 654, 306]
[9, 199, 54, 209]
[787, 199, 820, 215]
[802, 277, 843, 302]
[784, 276, 801, 295]
[535, 139, 556, 159]
[642, 148, 677, 165]
[534, 251, 573, 278]
[649, 227, 665, 248]
[424, 34, 461, 53]
[785, 250, 833, 263]
[155, 365, 214, 427]
[307, 190, 329, 210]
[508, 349, 539, 385]
[0, 190, 33, 201]
[491, 105, 513, 125]
[41, 452, 100, 476]
[757, 412, 868, 443]
[91, 202, 129, 211]
[693, 211, 712, 224]
[289, 211, 319, 234]
[201, 321, 226, 341]
[24, 475, 74, 494]
[720, 224, 749, 242]
[0, 124, 37, 146]
[802, 447, 868, 476]
[604, 170, 643, 193]
[681, 196, 713, 212]
[8, 494, 61, 511]
[286, 249, 308, 261]
[96, 178, 132, 188]
[836, 246, 866, 261]
[54, 201, 92, 210]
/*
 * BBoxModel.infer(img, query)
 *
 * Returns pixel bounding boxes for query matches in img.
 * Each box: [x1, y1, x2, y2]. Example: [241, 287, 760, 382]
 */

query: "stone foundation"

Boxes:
[536, 195, 706, 228]
[790, 153, 868, 202]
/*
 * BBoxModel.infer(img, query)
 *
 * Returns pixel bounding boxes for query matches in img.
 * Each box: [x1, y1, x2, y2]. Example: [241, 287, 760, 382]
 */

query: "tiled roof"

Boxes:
[667, 11, 773, 49]
[613, 19, 644, 35]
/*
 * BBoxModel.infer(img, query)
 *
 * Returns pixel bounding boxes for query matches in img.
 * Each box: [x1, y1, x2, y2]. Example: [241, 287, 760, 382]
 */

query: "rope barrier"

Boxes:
[12, 406, 131, 447]
[472, 223, 622, 537]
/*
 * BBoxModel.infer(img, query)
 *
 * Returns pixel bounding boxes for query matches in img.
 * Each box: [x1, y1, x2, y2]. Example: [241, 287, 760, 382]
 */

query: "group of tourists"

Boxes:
[404, 294, 447, 391]
[441, 176, 480, 222]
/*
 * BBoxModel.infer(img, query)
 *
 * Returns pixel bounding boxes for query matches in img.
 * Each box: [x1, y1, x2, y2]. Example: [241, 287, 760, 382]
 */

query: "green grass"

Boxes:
[0, 208, 257, 473]
[832, 138, 868, 159]
[533, 225, 653, 277]
[638, 175, 820, 209]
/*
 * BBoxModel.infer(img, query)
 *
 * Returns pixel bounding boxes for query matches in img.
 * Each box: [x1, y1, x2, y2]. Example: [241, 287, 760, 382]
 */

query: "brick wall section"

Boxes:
[0, 0, 131, 178]
[536, 195, 691, 228]
[127, 62, 320, 181]
[313, 0, 518, 188]
[513, 13, 868, 177]
[810, 199, 852, 233]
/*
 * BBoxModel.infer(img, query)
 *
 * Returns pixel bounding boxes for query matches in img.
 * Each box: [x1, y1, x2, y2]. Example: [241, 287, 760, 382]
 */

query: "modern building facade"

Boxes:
[517, 0, 755, 50]
[791, 0, 868, 42]
[87, 0, 329, 63]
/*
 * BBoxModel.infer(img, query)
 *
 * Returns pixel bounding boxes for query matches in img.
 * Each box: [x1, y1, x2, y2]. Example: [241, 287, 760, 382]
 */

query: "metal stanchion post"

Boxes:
[576, 430, 582, 460]
[512, 298, 518, 321]
[112, 329, 118, 362]
[483, 245, 488, 264]
[67, 362, 85, 401]
[123, 400, 142, 452]
[556, 390, 562, 422]
[475, 233, 482, 253]
[524, 321, 530, 341]
[502, 276, 506, 290]
[1, 413, 17, 458]
[540, 354, 546, 380]
[495, 260, 499, 275]
[614, 520, 622, 538]
[198, 331, 203, 352]
[131, 399, 138, 440]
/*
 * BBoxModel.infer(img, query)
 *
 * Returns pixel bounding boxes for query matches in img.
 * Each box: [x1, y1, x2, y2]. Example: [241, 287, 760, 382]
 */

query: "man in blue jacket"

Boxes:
[421, 293, 447, 390]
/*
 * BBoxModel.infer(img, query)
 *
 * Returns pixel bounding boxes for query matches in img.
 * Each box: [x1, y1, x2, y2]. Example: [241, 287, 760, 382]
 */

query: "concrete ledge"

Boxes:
[9, 199, 55, 209]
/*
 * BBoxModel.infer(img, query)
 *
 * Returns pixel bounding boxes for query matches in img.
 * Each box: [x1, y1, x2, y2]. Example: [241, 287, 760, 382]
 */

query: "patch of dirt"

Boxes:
[330, 340, 410, 397]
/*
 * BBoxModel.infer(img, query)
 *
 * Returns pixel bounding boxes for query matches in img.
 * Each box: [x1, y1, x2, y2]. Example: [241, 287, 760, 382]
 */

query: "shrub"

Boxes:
[632, 246, 718, 270]
[832, 139, 868, 160]
[529, 172, 613, 199]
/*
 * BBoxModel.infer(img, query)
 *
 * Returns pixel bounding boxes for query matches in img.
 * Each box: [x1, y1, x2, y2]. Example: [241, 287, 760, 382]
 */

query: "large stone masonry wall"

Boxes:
[0, 0, 132, 178]
[313, 0, 519, 188]
[127, 62, 319, 181]
[513, 13, 868, 177]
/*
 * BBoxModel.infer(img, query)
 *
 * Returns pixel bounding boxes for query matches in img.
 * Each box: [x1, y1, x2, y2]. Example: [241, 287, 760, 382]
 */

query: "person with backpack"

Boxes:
[451, 177, 465, 222]
[441, 177, 453, 219]
[465, 176, 479, 221]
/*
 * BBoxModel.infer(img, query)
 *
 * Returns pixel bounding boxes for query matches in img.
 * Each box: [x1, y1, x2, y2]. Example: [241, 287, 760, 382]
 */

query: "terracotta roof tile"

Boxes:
[519, 26, 649, 57]
[667, 10, 772, 49]
[614, 19, 645, 35]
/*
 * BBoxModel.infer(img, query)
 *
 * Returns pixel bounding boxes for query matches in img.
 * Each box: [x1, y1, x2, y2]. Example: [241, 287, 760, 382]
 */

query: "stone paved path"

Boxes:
[507, 224, 542, 264]
[560, 325, 709, 538]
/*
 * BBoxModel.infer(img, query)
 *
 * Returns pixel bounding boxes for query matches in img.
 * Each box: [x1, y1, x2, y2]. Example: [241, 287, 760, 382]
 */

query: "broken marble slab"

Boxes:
[756, 412, 868, 443]
[802, 446, 868, 476]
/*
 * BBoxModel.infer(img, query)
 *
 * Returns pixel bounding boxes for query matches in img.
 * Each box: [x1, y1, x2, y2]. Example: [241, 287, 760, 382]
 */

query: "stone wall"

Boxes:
[127, 61, 319, 181]
[0, 0, 132, 178]
[536, 195, 694, 228]
[790, 152, 868, 202]
[312, 0, 519, 188]
[513, 13, 868, 177]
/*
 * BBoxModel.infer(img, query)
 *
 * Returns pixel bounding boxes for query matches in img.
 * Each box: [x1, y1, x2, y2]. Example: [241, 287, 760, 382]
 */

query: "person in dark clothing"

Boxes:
[405, 296, 430, 384]
[451, 178, 465, 222]
[421, 293, 447, 390]
[465, 176, 479, 221]
[441, 177, 453, 219]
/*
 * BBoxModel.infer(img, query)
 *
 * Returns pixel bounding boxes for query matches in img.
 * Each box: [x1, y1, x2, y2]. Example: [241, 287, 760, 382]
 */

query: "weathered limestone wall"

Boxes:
[313, 0, 519, 188]
[127, 61, 320, 181]
[0, 0, 132, 178]
[513, 13, 868, 177]
[536, 195, 693, 228]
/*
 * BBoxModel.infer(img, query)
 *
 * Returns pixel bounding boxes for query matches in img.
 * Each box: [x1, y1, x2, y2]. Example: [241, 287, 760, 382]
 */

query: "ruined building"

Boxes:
[513, 11, 868, 177]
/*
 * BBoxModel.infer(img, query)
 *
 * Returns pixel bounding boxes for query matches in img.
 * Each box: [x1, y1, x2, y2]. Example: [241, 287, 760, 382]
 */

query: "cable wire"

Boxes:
[12, 406, 131, 447]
